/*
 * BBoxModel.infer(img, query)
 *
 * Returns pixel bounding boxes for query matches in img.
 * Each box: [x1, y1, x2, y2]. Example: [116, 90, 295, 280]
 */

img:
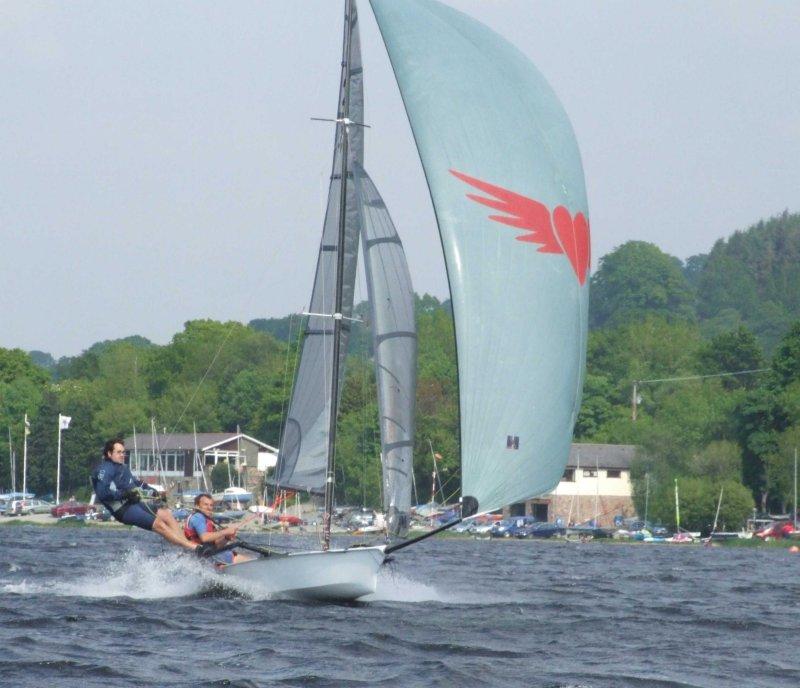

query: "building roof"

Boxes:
[122, 432, 277, 453]
[567, 443, 636, 470]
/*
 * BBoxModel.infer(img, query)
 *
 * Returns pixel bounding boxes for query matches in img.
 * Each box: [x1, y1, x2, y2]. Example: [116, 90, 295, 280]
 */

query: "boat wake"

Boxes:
[364, 567, 494, 605]
[1, 548, 216, 599]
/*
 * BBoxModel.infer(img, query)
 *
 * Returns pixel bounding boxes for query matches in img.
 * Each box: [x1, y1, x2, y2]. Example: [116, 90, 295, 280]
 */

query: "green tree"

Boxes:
[587, 316, 702, 406]
[589, 241, 696, 329]
[639, 476, 753, 533]
[0, 348, 49, 385]
[574, 374, 615, 439]
[696, 326, 765, 390]
[772, 321, 800, 388]
[733, 386, 787, 510]
[695, 211, 800, 352]
[764, 425, 800, 513]
[210, 461, 232, 491]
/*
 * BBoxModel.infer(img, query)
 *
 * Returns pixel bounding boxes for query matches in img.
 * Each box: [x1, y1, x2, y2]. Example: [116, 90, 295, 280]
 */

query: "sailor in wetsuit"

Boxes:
[91, 438, 201, 553]
[184, 493, 255, 565]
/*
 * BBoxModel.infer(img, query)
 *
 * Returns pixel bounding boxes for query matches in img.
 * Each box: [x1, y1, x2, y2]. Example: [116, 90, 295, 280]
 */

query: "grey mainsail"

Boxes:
[274, 2, 364, 492]
[354, 162, 417, 537]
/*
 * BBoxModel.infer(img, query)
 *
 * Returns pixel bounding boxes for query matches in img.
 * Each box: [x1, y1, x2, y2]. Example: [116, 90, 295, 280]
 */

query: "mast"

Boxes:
[794, 447, 798, 532]
[594, 455, 599, 527]
[8, 426, 14, 494]
[22, 413, 29, 496]
[193, 422, 208, 492]
[711, 485, 723, 535]
[132, 425, 139, 474]
[322, 0, 355, 551]
[56, 415, 63, 504]
[674, 478, 680, 534]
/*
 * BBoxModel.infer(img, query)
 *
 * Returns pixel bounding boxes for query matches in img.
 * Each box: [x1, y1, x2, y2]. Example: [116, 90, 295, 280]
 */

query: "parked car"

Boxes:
[471, 516, 501, 535]
[505, 516, 538, 538]
[346, 509, 375, 530]
[489, 519, 517, 538]
[451, 519, 476, 533]
[0, 499, 7, 516]
[8, 498, 55, 516]
[51, 501, 96, 518]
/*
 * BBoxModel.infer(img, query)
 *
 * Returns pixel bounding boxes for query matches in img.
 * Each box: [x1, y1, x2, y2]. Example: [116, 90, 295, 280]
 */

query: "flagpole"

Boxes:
[22, 414, 29, 497]
[56, 415, 63, 504]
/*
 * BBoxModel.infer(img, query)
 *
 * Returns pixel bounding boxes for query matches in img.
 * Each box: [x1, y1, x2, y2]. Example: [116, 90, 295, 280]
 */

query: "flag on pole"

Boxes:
[59, 414, 72, 430]
[24, 414, 30, 436]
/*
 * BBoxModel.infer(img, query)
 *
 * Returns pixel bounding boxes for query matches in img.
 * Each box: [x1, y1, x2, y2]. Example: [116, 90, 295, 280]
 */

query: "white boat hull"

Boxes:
[219, 545, 386, 601]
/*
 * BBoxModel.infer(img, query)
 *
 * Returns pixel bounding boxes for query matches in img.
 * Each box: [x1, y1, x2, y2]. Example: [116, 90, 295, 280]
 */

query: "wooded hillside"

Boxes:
[3, 210, 800, 529]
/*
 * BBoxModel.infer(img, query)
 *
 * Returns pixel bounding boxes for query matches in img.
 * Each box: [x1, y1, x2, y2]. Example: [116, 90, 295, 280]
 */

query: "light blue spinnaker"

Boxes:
[371, 0, 590, 515]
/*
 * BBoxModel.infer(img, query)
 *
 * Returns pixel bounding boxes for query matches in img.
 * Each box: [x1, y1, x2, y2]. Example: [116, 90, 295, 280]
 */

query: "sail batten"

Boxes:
[371, 0, 590, 515]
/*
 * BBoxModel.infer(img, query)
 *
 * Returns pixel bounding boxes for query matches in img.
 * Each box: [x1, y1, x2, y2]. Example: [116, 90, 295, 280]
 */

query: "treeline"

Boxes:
[591, 210, 800, 353]
[583, 210, 800, 529]
[0, 295, 457, 508]
[3, 209, 800, 530]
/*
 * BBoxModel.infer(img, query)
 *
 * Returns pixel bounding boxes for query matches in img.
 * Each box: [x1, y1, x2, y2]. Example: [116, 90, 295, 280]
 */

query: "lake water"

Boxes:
[0, 525, 798, 687]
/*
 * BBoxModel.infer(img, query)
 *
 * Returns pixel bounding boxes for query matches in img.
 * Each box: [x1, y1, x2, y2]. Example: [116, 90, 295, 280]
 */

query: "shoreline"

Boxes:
[3, 515, 797, 549]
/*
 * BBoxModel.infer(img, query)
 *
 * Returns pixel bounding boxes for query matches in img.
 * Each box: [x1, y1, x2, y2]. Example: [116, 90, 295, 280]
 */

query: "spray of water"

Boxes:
[2, 549, 217, 599]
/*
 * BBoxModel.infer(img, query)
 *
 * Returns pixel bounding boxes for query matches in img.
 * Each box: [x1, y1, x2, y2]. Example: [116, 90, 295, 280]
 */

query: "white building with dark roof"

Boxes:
[510, 443, 637, 527]
[122, 432, 278, 493]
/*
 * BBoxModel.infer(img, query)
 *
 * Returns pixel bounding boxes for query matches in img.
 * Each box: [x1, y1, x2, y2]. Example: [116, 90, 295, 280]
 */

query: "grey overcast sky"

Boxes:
[2, 1, 798, 358]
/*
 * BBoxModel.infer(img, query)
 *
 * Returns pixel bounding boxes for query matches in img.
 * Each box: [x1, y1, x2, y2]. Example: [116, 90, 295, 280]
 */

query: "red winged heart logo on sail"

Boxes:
[450, 169, 591, 285]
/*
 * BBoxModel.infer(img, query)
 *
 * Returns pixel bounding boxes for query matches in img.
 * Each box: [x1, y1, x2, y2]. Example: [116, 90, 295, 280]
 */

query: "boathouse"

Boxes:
[122, 432, 278, 493]
[508, 443, 636, 528]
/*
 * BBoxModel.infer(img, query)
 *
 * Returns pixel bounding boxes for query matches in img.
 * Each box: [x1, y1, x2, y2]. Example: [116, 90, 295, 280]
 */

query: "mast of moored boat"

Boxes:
[22, 413, 30, 497]
[322, 0, 355, 551]
[8, 426, 14, 494]
[132, 425, 139, 474]
[711, 485, 724, 536]
[794, 448, 798, 531]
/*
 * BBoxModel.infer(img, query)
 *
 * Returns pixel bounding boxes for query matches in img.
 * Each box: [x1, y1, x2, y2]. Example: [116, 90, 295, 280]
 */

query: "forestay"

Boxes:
[371, 0, 590, 514]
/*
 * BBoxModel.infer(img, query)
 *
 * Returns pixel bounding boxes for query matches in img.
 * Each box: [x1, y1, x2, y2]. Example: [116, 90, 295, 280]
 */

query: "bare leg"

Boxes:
[152, 507, 196, 551]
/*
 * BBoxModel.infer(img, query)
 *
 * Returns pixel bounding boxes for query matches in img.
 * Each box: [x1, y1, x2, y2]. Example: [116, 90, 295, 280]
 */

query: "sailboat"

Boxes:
[221, 0, 589, 601]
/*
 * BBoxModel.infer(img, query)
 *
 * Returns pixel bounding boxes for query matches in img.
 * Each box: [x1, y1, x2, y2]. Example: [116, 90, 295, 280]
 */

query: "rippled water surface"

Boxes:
[1, 525, 799, 687]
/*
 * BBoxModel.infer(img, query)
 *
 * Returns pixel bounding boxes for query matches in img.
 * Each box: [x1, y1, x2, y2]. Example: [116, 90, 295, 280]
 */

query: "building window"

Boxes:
[607, 469, 621, 478]
[583, 469, 597, 478]
[562, 468, 575, 482]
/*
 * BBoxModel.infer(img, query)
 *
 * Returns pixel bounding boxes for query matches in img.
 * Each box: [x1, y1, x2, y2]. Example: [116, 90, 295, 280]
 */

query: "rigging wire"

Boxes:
[160, 324, 238, 447]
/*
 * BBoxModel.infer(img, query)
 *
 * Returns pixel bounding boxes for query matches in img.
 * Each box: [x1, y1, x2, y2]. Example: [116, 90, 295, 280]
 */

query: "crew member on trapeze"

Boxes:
[91, 438, 205, 554]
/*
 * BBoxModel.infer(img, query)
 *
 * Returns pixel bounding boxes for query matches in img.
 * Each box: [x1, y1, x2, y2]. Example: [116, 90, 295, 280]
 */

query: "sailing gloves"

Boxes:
[122, 489, 140, 504]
